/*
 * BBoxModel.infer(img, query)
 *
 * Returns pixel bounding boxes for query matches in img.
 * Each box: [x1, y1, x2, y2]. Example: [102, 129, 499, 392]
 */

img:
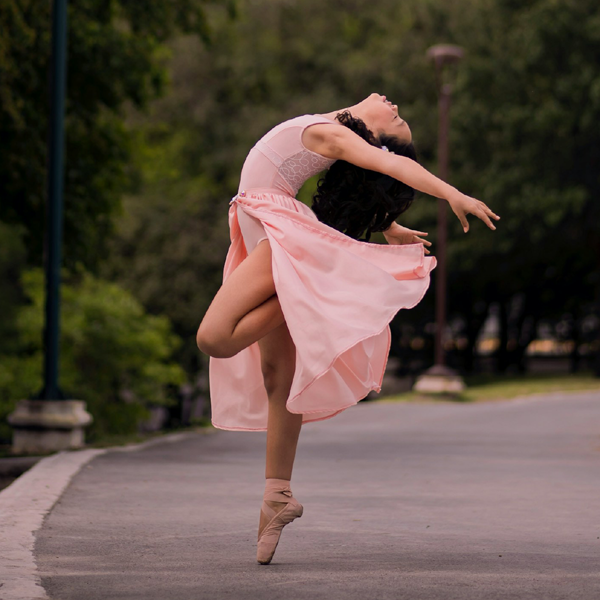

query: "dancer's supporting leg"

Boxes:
[259, 321, 301, 479]
[196, 240, 283, 358]
[257, 320, 303, 540]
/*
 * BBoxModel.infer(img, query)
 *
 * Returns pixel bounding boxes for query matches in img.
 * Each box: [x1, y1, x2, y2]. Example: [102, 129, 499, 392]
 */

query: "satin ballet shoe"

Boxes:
[257, 478, 303, 565]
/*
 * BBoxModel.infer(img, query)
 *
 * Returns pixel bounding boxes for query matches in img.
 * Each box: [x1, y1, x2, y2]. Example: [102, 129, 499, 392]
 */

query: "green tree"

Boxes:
[444, 0, 600, 372]
[0, 0, 223, 271]
[0, 269, 186, 443]
[0, 0, 231, 429]
[105, 0, 600, 380]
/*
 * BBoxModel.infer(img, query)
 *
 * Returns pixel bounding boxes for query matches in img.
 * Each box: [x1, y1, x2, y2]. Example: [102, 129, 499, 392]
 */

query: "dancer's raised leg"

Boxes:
[196, 240, 284, 358]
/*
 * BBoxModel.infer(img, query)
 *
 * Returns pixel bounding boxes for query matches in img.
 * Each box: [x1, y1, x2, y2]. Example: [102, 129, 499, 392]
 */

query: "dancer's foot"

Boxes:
[257, 478, 303, 565]
[258, 499, 288, 538]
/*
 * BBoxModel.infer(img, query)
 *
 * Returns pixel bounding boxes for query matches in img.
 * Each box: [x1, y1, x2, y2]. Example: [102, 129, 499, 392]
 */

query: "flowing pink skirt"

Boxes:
[209, 189, 436, 431]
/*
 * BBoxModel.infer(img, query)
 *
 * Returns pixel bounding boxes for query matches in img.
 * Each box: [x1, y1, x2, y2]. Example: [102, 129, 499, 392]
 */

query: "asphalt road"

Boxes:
[35, 392, 600, 600]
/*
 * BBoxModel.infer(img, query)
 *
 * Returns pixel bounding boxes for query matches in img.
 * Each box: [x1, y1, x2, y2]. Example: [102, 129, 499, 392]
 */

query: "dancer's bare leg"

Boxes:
[257, 321, 302, 538]
[260, 322, 300, 480]
[196, 240, 284, 358]
[197, 240, 302, 538]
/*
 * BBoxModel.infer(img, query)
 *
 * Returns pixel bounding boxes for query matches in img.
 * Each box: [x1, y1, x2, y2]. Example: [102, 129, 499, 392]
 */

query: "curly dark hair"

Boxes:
[311, 111, 417, 242]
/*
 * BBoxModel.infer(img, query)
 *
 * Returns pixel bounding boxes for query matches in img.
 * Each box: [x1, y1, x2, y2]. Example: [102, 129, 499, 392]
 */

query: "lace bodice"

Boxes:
[238, 114, 338, 197]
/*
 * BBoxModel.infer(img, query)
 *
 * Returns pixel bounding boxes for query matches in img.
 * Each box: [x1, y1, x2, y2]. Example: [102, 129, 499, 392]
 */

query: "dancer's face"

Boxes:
[362, 93, 412, 143]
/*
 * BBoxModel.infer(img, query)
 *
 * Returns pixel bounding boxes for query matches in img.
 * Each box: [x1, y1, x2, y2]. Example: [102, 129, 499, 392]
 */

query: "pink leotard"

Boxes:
[235, 114, 338, 252]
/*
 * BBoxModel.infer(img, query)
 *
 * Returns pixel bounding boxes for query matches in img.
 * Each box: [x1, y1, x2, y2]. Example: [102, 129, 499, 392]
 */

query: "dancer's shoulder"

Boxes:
[263, 114, 338, 137]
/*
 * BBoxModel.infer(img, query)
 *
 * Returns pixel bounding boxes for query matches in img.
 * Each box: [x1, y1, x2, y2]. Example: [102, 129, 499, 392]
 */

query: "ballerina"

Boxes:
[196, 92, 499, 564]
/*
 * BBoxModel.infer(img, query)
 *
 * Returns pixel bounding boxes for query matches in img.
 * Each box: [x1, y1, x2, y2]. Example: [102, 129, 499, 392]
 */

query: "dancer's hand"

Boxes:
[447, 192, 500, 233]
[383, 222, 432, 254]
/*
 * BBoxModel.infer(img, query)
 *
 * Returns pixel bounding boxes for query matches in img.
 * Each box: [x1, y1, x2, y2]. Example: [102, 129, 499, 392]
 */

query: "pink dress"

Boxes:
[209, 114, 437, 431]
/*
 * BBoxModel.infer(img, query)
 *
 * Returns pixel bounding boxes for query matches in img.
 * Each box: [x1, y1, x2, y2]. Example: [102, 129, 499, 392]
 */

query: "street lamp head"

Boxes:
[426, 44, 465, 94]
[426, 44, 465, 67]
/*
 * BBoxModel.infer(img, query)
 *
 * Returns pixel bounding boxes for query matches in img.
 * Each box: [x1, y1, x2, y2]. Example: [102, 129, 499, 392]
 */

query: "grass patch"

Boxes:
[377, 372, 600, 404]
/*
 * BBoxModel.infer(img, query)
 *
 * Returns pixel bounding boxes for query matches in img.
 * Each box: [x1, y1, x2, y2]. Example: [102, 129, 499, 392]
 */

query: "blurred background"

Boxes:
[1, 0, 599, 449]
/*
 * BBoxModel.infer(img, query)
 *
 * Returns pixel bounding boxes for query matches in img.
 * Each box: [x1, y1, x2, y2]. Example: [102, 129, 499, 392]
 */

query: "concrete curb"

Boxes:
[0, 448, 106, 600]
[0, 427, 217, 600]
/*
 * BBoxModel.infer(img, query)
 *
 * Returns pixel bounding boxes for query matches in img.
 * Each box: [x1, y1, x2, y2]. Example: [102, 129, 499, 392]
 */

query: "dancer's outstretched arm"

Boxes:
[309, 125, 500, 233]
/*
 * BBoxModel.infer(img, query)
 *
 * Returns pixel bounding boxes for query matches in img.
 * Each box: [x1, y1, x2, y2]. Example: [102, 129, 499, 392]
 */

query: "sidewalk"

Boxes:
[2, 391, 600, 600]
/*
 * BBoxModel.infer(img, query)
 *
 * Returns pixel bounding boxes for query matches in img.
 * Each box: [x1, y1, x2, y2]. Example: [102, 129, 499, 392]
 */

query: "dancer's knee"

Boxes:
[261, 359, 294, 398]
[196, 322, 236, 359]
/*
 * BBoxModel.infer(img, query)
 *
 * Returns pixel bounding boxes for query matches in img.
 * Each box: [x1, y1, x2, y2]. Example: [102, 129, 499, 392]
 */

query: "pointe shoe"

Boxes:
[257, 478, 303, 565]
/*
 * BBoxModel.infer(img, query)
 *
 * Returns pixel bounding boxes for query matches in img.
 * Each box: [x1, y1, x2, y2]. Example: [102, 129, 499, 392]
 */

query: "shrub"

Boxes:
[0, 269, 186, 443]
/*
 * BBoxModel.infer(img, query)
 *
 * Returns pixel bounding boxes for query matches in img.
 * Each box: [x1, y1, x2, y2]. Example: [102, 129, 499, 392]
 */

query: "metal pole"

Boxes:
[413, 44, 465, 393]
[434, 84, 451, 366]
[41, 0, 68, 400]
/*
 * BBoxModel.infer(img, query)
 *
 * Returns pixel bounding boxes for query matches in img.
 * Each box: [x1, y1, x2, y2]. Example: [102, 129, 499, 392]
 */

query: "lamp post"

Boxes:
[8, 0, 93, 454]
[413, 44, 466, 394]
[43, 0, 68, 402]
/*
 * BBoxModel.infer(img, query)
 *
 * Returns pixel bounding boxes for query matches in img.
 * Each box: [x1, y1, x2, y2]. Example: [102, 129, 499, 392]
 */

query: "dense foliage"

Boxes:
[108, 0, 600, 377]
[0, 0, 223, 438]
[0, 269, 186, 443]
[0, 0, 225, 270]
[1, 0, 598, 440]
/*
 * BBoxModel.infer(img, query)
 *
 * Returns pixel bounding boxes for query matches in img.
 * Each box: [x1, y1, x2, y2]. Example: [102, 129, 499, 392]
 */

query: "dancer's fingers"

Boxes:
[479, 201, 500, 221]
[477, 209, 496, 230]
